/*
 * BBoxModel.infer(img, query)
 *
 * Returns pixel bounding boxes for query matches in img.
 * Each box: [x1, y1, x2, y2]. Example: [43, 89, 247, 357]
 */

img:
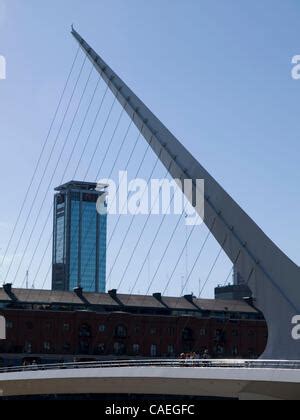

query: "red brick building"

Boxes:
[0, 285, 267, 366]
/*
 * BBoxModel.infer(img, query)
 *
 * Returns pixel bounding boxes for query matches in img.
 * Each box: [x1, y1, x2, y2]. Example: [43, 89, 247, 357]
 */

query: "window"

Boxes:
[43, 341, 51, 352]
[114, 342, 126, 356]
[99, 324, 106, 333]
[63, 323, 70, 332]
[150, 344, 158, 357]
[215, 329, 226, 343]
[57, 194, 65, 205]
[134, 326, 140, 335]
[215, 329, 222, 337]
[69, 200, 80, 290]
[6, 320, 13, 329]
[79, 324, 91, 338]
[24, 342, 32, 354]
[167, 345, 175, 357]
[199, 328, 206, 337]
[167, 327, 175, 336]
[55, 215, 65, 264]
[115, 325, 127, 338]
[150, 327, 157, 335]
[133, 344, 140, 355]
[80, 201, 98, 292]
[248, 348, 256, 358]
[232, 346, 239, 357]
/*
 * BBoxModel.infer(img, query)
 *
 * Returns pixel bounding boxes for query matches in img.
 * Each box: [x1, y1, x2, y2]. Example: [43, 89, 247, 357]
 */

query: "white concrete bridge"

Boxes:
[0, 360, 300, 400]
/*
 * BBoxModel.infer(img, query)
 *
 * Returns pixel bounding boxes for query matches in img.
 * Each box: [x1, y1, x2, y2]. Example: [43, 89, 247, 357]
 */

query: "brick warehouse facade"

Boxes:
[0, 285, 267, 366]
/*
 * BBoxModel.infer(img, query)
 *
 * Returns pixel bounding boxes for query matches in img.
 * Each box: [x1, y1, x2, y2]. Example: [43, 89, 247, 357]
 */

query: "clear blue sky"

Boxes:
[0, 0, 300, 298]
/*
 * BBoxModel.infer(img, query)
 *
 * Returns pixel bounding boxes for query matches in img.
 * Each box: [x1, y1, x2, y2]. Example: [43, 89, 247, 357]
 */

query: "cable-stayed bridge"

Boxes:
[0, 27, 300, 399]
[71, 26, 300, 361]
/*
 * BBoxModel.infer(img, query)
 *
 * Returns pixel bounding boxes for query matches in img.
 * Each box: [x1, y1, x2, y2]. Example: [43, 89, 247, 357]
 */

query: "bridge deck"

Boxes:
[0, 360, 300, 400]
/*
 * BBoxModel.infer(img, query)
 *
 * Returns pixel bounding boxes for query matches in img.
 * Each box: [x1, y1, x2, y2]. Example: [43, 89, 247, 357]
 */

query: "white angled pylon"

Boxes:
[72, 27, 300, 360]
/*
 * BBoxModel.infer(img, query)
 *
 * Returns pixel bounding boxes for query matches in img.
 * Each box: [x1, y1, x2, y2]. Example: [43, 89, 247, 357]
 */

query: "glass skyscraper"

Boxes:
[52, 181, 107, 292]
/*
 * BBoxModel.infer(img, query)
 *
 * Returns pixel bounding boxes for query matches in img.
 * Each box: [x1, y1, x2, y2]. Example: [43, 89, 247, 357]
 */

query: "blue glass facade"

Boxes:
[98, 214, 107, 293]
[52, 182, 107, 293]
[55, 214, 65, 264]
[80, 201, 97, 291]
[69, 195, 80, 291]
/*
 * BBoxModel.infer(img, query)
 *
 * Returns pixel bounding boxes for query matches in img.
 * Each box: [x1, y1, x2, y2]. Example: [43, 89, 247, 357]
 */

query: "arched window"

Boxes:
[43, 341, 52, 352]
[132, 344, 140, 355]
[115, 325, 127, 338]
[99, 324, 106, 333]
[79, 324, 92, 338]
[24, 342, 32, 354]
[114, 342, 126, 355]
[150, 344, 158, 357]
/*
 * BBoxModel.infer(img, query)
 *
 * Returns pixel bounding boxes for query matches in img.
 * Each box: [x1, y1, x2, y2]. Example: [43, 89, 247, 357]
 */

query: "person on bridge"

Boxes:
[202, 350, 211, 360]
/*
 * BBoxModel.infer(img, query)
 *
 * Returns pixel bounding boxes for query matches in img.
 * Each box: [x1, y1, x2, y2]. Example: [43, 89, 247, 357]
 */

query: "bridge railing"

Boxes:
[0, 359, 300, 374]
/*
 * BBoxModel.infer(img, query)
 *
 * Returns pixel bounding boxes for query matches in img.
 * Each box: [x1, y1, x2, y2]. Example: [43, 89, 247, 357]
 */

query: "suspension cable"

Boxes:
[198, 236, 228, 297]
[10, 62, 95, 285]
[106, 149, 164, 289]
[19, 75, 103, 288]
[126, 176, 194, 298]
[178, 220, 216, 298]
[77, 132, 153, 298]
[3, 53, 89, 283]
[28, 83, 111, 289]
[115, 161, 171, 291]
[38, 109, 139, 291]
[83, 97, 117, 181]
[0, 46, 80, 276]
